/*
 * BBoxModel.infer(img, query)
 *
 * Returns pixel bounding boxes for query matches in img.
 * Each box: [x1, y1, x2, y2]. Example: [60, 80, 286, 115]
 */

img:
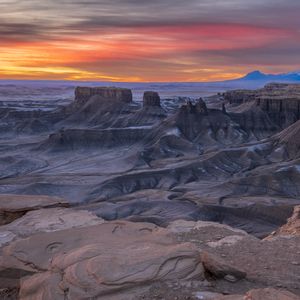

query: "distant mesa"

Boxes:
[143, 91, 161, 107]
[223, 82, 300, 128]
[74, 86, 133, 107]
[60, 86, 135, 126]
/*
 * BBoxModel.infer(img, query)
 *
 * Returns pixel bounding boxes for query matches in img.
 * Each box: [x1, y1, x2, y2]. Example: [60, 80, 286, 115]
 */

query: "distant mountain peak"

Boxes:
[239, 70, 300, 82]
[242, 70, 267, 80]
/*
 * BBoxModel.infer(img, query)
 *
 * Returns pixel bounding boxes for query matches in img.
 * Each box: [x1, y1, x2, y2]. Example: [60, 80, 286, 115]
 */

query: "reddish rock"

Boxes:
[216, 288, 300, 300]
[1, 221, 205, 300]
[0, 194, 68, 226]
[200, 251, 246, 280]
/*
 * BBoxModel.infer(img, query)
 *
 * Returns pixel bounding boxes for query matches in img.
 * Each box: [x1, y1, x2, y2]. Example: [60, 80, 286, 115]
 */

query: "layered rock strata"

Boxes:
[143, 91, 161, 107]
[74, 86, 133, 107]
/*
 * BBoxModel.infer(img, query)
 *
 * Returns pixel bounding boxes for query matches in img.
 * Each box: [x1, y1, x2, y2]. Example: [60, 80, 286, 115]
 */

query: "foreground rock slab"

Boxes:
[0, 207, 105, 247]
[215, 288, 300, 300]
[168, 219, 300, 298]
[1, 221, 205, 300]
[0, 194, 68, 225]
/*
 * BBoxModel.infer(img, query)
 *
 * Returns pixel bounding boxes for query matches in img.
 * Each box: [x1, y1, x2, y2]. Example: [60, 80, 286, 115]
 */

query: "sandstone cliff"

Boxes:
[224, 83, 300, 128]
[74, 86, 132, 107]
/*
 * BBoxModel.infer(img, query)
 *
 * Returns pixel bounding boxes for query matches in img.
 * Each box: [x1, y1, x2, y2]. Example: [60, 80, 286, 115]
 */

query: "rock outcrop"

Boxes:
[1, 221, 205, 300]
[268, 205, 300, 237]
[39, 127, 150, 151]
[173, 99, 247, 144]
[196, 98, 209, 114]
[223, 89, 257, 105]
[117, 91, 166, 127]
[1, 206, 300, 299]
[74, 86, 132, 107]
[200, 251, 246, 280]
[229, 105, 279, 139]
[143, 91, 161, 107]
[59, 90, 138, 128]
[273, 119, 300, 159]
[0, 195, 68, 226]
[224, 83, 300, 128]
[1, 207, 104, 240]
[215, 288, 300, 300]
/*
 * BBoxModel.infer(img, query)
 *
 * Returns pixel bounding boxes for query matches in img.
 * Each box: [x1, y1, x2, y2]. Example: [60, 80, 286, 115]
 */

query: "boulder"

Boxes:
[200, 251, 246, 280]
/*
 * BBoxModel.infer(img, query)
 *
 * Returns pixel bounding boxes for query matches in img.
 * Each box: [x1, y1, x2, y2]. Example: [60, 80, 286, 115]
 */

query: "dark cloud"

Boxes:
[2, 0, 300, 36]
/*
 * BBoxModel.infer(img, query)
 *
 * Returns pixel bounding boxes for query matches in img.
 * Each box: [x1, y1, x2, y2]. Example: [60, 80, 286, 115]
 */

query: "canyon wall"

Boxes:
[74, 87, 133, 107]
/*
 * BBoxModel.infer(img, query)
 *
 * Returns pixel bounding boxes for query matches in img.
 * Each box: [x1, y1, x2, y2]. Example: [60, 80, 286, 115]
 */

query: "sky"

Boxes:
[1, 0, 300, 82]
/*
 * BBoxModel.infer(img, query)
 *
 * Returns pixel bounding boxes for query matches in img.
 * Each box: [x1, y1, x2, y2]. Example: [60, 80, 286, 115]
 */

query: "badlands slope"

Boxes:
[0, 83, 300, 299]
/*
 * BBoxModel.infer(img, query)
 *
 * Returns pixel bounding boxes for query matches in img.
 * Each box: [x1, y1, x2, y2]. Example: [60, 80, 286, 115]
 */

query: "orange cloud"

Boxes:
[0, 23, 298, 81]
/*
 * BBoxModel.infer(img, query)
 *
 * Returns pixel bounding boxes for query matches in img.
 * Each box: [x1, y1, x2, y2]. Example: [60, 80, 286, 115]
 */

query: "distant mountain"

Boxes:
[1, 70, 300, 99]
[238, 70, 300, 82]
[241, 70, 270, 80]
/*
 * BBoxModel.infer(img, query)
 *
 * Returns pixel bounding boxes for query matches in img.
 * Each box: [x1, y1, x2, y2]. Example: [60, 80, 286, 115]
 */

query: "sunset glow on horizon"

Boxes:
[1, 0, 300, 82]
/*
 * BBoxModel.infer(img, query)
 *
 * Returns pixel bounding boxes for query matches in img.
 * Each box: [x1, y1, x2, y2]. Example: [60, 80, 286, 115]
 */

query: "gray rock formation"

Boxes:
[143, 91, 161, 107]
[224, 83, 300, 129]
[74, 86, 132, 107]
[1, 84, 300, 299]
[174, 99, 246, 143]
[195, 98, 208, 114]
[273, 119, 300, 159]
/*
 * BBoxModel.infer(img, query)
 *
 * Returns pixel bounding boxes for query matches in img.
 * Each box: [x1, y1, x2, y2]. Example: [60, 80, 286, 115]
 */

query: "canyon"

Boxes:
[0, 83, 299, 299]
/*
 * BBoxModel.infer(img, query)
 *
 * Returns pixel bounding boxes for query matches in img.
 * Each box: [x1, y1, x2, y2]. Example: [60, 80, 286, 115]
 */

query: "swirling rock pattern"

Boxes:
[2, 221, 204, 300]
